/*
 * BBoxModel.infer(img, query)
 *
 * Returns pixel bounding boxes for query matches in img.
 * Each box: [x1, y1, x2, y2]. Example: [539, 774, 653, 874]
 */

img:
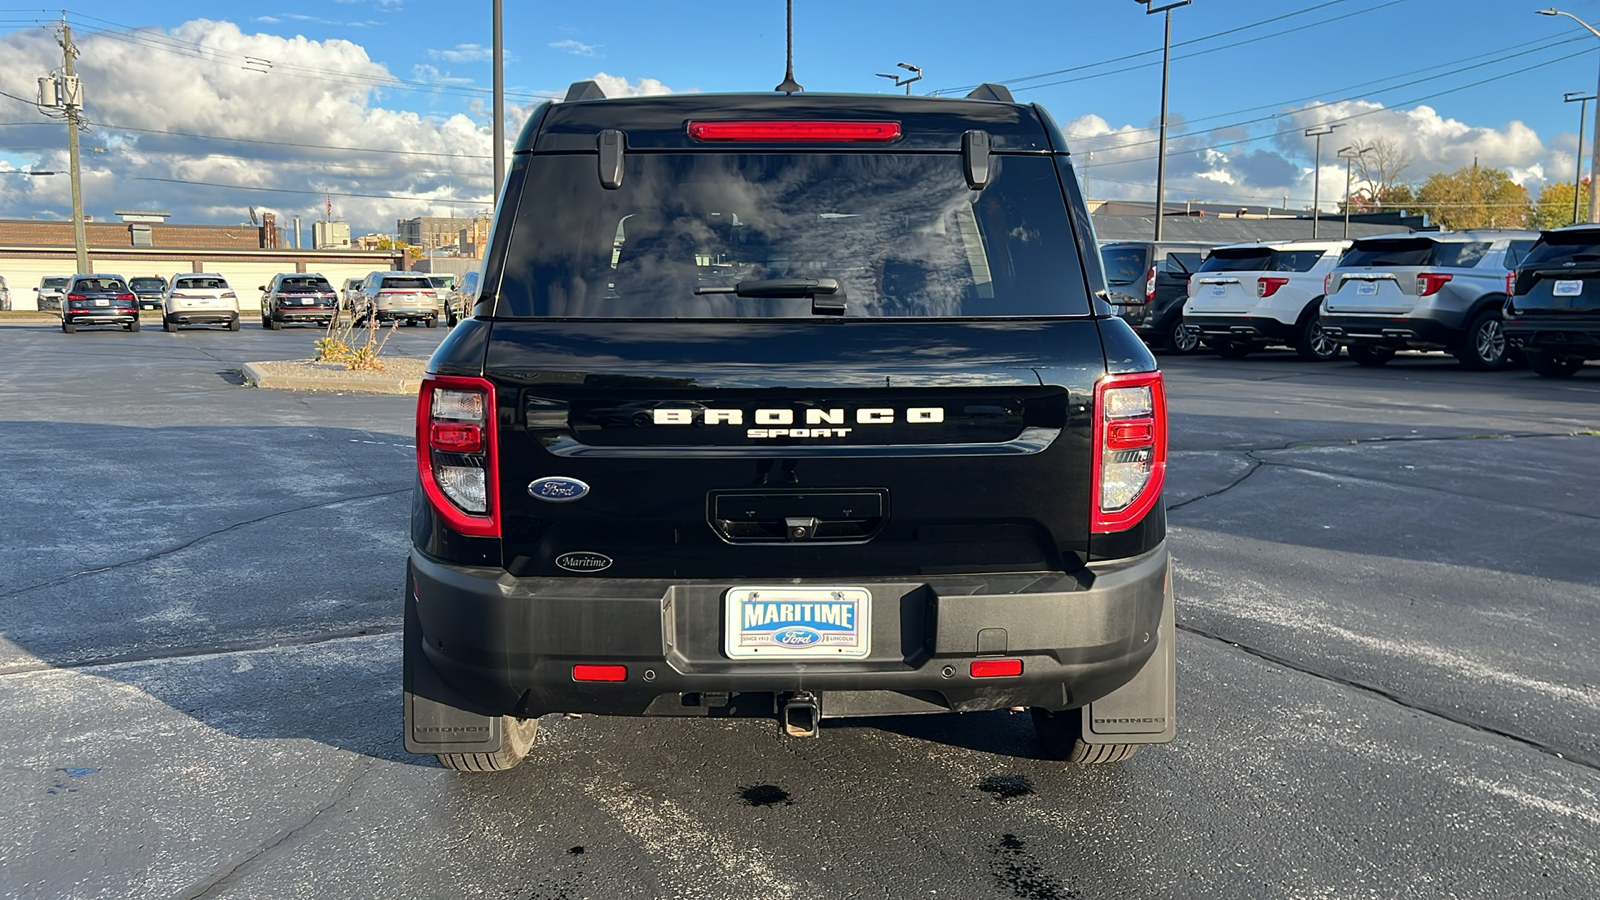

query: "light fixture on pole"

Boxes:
[1565, 90, 1596, 225]
[1539, 9, 1600, 223]
[492, 0, 504, 195]
[1304, 123, 1340, 239]
[1138, 0, 1192, 241]
[1337, 144, 1371, 240]
[875, 62, 922, 95]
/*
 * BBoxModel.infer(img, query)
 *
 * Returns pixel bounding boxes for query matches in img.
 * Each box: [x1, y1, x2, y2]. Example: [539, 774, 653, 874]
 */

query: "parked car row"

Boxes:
[1102, 227, 1592, 377]
[43, 269, 459, 334]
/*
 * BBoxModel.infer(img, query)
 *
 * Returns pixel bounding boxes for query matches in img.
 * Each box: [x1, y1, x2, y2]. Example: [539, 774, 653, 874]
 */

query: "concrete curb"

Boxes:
[241, 361, 423, 395]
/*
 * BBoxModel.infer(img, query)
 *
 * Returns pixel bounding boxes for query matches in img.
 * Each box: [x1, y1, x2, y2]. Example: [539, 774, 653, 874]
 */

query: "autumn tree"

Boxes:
[1410, 164, 1531, 230]
[1346, 136, 1415, 209]
[1532, 178, 1591, 230]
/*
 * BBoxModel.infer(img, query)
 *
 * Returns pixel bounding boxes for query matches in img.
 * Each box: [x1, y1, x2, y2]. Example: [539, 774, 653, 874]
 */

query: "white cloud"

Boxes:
[550, 39, 599, 57]
[430, 43, 492, 63]
[585, 72, 677, 98]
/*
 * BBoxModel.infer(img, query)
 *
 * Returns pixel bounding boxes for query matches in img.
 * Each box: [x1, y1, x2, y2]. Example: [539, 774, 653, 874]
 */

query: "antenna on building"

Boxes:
[248, 206, 258, 225]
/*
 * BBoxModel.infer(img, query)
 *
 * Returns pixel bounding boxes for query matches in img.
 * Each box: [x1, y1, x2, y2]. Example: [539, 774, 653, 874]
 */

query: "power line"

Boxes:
[83, 120, 493, 160]
[131, 175, 494, 204]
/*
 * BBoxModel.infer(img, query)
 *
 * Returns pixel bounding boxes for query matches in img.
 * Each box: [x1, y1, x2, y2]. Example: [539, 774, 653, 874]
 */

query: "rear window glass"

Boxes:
[1201, 247, 1326, 273]
[1520, 232, 1600, 269]
[498, 153, 1088, 318]
[42, 277, 68, 289]
[279, 277, 332, 292]
[129, 278, 166, 290]
[1341, 238, 1491, 269]
[176, 278, 228, 290]
[74, 278, 125, 291]
[1101, 247, 1148, 285]
[428, 275, 456, 289]
[381, 277, 432, 290]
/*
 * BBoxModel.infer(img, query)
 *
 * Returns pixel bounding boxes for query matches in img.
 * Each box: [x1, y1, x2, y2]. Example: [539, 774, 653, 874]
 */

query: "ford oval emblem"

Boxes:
[528, 476, 590, 503]
[774, 627, 822, 647]
[555, 551, 612, 573]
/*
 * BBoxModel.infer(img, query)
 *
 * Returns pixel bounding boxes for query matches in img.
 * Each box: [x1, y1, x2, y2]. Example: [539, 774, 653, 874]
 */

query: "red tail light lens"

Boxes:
[1092, 371, 1168, 533]
[1258, 277, 1290, 298]
[116, 293, 136, 302]
[1505, 271, 1516, 296]
[66, 294, 86, 302]
[416, 375, 499, 537]
[970, 659, 1023, 678]
[1144, 267, 1157, 303]
[1417, 272, 1453, 296]
[1324, 273, 1333, 295]
[687, 120, 902, 142]
[572, 665, 628, 682]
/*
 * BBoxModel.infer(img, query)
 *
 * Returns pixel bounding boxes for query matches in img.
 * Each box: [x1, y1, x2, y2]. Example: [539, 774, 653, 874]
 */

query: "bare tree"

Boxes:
[1348, 136, 1415, 206]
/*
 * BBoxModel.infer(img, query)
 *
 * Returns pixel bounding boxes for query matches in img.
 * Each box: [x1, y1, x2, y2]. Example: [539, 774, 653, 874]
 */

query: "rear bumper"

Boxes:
[167, 310, 237, 325]
[375, 308, 436, 320]
[407, 541, 1170, 720]
[271, 308, 336, 321]
[1504, 317, 1600, 357]
[1319, 313, 1456, 349]
[64, 310, 137, 323]
[1184, 314, 1298, 344]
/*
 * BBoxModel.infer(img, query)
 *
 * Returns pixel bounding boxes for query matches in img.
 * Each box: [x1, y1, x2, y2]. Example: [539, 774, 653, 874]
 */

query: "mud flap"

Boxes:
[402, 583, 504, 756]
[1081, 569, 1176, 745]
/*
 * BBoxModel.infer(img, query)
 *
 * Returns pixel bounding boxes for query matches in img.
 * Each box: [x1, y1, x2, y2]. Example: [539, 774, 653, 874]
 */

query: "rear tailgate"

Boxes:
[485, 319, 1102, 580]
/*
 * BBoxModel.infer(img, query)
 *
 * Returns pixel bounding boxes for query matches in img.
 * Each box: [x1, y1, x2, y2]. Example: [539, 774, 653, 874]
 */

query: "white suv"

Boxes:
[162, 273, 241, 332]
[1320, 230, 1539, 369]
[356, 271, 438, 327]
[1183, 240, 1348, 360]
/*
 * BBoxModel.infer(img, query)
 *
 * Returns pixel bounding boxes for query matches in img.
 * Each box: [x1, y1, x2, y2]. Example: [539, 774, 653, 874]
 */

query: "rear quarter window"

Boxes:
[497, 152, 1089, 318]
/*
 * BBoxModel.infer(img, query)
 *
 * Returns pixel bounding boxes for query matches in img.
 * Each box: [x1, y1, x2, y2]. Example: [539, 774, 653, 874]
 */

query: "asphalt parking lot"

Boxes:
[2, 325, 1598, 899]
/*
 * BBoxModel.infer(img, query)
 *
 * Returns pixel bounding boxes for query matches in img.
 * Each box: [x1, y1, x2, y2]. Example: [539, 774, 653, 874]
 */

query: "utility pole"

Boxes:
[492, 0, 504, 196]
[1566, 91, 1595, 226]
[1139, 0, 1192, 241]
[57, 22, 88, 274]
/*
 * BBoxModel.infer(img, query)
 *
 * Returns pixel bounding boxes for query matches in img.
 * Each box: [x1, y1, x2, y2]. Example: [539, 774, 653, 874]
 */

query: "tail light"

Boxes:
[1258, 277, 1290, 298]
[66, 294, 86, 302]
[1505, 271, 1516, 296]
[1144, 267, 1157, 303]
[1417, 273, 1452, 297]
[222, 291, 237, 299]
[1091, 371, 1167, 533]
[416, 375, 499, 537]
[116, 293, 135, 302]
[1324, 273, 1333, 294]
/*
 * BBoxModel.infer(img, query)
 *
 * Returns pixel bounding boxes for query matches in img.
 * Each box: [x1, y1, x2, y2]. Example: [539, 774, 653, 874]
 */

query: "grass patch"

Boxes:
[314, 314, 396, 370]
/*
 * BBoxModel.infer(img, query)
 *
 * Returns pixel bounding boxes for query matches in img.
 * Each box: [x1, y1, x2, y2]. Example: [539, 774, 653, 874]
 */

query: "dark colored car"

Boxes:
[128, 276, 168, 310]
[1505, 224, 1600, 377]
[260, 273, 339, 330]
[61, 274, 138, 333]
[1099, 241, 1211, 353]
[403, 82, 1176, 772]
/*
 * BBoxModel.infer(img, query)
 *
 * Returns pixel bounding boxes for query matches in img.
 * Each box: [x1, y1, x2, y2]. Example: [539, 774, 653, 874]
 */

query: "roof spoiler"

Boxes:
[564, 80, 607, 102]
[965, 83, 1015, 103]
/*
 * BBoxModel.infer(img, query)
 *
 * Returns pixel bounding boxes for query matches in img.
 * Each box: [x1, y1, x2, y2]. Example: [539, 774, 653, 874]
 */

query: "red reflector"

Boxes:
[970, 659, 1023, 678]
[1106, 419, 1155, 449]
[687, 120, 902, 142]
[429, 422, 482, 453]
[573, 665, 627, 682]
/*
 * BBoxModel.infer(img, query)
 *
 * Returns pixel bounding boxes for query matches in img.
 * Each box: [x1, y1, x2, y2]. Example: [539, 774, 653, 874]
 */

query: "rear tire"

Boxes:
[1453, 308, 1509, 370]
[268, 317, 283, 331]
[1295, 313, 1340, 361]
[1347, 343, 1395, 367]
[62, 320, 75, 334]
[1163, 317, 1200, 354]
[1528, 350, 1585, 378]
[435, 717, 539, 772]
[228, 316, 241, 332]
[425, 316, 437, 329]
[162, 318, 175, 333]
[1030, 708, 1139, 764]
[128, 319, 140, 332]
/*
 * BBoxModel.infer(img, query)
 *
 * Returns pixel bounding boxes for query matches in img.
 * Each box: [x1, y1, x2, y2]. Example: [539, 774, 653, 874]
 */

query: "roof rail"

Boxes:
[564, 81, 608, 102]
[965, 83, 1015, 103]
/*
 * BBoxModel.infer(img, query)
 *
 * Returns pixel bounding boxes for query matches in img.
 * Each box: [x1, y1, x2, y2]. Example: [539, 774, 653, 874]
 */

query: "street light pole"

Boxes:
[1139, 0, 1192, 241]
[1566, 90, 1595, 225]
[1540, 9, 1600, 223]
[874, 62, 922, 95]
[1305, 124, 1340, 239]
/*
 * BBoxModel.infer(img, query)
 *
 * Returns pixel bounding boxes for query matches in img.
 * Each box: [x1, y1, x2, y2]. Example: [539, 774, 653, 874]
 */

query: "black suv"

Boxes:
[128, 276, 168, 310]
[1505, 225, 1600, 377]
[60, 274, 139, 333]
[405, 82, 1175, 771]
[260, 273, 339, 330]
[1100, 241, 1211, 353]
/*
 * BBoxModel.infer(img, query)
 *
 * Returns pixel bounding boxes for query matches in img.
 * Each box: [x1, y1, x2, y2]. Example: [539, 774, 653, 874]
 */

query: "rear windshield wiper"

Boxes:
[695, 277, 846, 315]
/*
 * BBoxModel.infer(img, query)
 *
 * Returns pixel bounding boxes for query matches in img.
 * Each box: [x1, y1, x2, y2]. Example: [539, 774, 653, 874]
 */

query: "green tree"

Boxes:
[372, 235, 424, 262]
[1411, 164, 1531, 230]
[1533, 179, 1591, 230]
[1379, 182, 1417, 210]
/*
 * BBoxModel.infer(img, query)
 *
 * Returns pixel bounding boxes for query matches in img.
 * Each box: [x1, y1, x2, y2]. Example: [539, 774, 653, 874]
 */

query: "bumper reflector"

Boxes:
[573, 665, 627, 682]
[970, 659, 1023, 678]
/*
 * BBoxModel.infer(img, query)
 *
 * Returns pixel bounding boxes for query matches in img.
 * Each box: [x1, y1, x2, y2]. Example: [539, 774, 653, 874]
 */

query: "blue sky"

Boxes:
[1, 0, 1598, 233]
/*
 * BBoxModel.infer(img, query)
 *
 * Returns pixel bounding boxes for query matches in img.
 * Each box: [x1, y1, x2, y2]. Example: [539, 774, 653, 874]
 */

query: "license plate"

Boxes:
[300, 297, 314, 305]
[1211, 285, 1226, 297]
[724, 586, 871, 660]
[1554, 280, 1583, 297]
[1356, 282, 1377, 296]
[94, 298, 109, 306]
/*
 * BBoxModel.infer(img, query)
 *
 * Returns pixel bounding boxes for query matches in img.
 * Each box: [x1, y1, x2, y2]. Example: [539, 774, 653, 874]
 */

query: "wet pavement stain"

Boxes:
[978, 774, 1034, 800]
[739, 784, 794, 807]
[990, 833, 1077, 900]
